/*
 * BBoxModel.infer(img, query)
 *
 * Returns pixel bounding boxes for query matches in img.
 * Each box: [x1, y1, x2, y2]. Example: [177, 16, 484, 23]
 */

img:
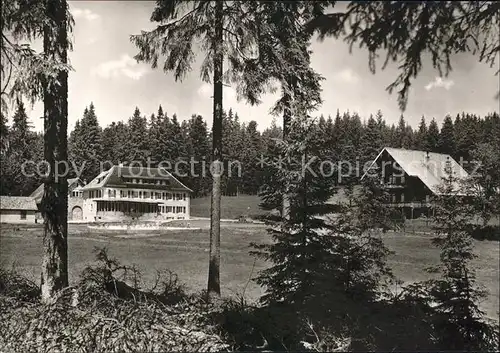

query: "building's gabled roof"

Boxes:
[361, 147, 470, 195]
[80, 165, 193, 192]
[30, 177, 83, 203]
[0, 196, 38, 211]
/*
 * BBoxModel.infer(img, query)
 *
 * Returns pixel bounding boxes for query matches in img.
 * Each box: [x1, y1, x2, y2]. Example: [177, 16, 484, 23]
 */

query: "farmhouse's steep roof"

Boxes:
[362, 147, 470, 195]
[81, 166, 192, 192]
[30, 177, 82, 203]
[0, 196, 38, 211]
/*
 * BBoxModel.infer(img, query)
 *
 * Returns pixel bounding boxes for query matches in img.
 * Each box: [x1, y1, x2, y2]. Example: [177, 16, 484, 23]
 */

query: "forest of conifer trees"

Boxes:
[1, 99, 499, 198]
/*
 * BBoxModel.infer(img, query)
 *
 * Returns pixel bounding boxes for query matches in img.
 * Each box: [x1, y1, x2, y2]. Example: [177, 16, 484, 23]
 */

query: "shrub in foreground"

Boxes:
[0, 248, 230, 352]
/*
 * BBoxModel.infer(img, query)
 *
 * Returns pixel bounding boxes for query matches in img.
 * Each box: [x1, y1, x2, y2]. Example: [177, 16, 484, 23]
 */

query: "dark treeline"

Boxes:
[1, 99, 499, 197]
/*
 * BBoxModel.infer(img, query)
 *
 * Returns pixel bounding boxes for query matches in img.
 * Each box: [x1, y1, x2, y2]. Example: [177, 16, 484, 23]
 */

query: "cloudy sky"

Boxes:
[20, 1, 500, 133]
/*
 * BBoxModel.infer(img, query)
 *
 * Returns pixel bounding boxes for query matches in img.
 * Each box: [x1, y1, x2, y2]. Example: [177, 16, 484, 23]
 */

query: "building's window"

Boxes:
[426, 195, 430, 203]
[183, 193, 186, 201]
[166, 206, 172, 213]
[167, 193, 172, 200]
[401, 194, 405, 203]
[391, 194, 396, 203]
[133, 191, 138, 198]
[401, 175, 405, 184]
[20, 210, 27, 220]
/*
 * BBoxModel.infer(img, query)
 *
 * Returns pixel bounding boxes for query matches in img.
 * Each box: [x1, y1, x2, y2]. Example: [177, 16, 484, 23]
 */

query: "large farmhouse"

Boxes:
[80, 165, 191, 222]
[361, 147, 470, 219]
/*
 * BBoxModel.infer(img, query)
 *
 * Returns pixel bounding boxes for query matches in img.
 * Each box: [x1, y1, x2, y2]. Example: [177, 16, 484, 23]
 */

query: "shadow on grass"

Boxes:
[1, 248, 498, 352]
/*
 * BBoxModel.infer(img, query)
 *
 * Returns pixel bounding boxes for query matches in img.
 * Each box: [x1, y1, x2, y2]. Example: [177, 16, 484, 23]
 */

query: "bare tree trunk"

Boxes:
[40, 0, 69, 303]
[207, 0, 223, 301]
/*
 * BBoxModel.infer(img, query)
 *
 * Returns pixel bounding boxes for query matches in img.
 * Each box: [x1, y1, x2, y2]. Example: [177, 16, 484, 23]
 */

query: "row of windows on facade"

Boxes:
[96, 202, 186, 214]
[128, 178, 170, 186]
[94, 176, 171, 186]
[390, 194, 431, 203]
[85, 190, 187, 201]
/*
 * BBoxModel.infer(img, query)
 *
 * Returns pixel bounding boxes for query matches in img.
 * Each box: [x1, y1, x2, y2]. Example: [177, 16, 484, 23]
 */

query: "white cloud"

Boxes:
[92, 54, 149, 80]
[71, 8, 100, 21]
[86, 37, 98, 45]
[333, 68, 360, 84]
[425, 76, 455, 91]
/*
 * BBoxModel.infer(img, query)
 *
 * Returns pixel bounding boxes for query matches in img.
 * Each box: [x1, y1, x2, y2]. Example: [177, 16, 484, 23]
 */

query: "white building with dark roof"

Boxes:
[0, 196, 38, 223]
[80, 165, 192, 222]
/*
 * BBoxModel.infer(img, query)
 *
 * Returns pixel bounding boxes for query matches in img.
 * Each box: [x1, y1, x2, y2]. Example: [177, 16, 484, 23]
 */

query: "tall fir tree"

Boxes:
[5, 98, 41, 195]
[416, 116, 428, 150]
[186, 114, 210, 197]
[69, 103, 102, 182]
[132, 0, 264, 300]
[396, 115, 412, 148]
[361, 115, 382, 165]
[427, 118, 440, 152]
[124, 107, 149, 164]
[438, 115, 455, 156]
[241, 120, 262, 195]
[422, 167, 500, 351]
[100, 121, 129, 166]
[253, 116, 338, 335]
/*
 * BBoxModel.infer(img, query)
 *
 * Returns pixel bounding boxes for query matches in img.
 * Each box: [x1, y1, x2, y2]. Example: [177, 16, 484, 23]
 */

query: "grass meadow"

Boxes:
[1, 217, 498, 321]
